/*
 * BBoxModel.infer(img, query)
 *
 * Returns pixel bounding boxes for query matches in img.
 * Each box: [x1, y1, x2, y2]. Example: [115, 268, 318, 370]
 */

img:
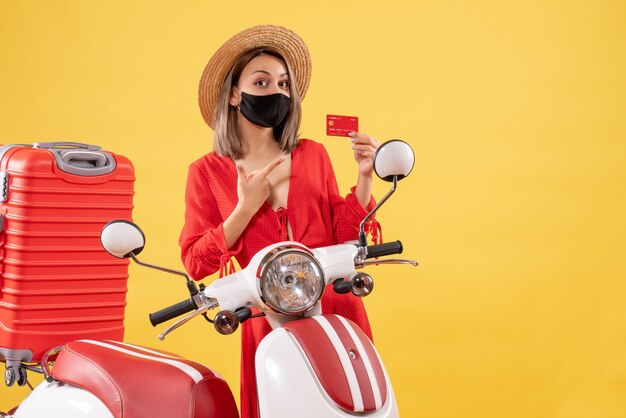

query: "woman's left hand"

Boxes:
[348, 132, 380, 177]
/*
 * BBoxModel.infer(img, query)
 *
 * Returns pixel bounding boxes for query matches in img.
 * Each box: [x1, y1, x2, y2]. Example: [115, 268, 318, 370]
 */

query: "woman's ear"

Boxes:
[229, 86, 240, 107]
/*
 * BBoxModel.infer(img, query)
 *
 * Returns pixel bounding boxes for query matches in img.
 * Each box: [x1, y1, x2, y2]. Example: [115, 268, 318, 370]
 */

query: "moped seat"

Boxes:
[52, 339, 239, 418]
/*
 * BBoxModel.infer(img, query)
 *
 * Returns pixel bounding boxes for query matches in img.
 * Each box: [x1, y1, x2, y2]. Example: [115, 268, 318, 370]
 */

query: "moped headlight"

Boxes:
[258, 246, 325, 316]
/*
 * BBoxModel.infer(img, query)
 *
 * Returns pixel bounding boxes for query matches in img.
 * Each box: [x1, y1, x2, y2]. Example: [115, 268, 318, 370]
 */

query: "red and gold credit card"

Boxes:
[326, 114, 359, 137]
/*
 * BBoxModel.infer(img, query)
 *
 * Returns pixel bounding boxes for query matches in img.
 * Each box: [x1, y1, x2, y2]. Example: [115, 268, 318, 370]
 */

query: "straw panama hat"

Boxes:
[198, 24, 312, 129]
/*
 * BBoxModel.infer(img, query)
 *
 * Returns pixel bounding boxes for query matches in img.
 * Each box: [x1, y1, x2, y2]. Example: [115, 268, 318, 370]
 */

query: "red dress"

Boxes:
[179, 138, 378, 418]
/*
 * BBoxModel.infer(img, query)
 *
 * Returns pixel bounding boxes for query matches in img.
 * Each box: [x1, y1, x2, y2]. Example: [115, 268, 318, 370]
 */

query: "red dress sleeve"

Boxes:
[318, 145, 378, 244]
[179, 159, 242, 280]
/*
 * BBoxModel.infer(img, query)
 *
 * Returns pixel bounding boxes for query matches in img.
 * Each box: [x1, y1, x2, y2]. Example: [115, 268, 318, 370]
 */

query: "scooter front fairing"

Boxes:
[256, 314, 398, 418]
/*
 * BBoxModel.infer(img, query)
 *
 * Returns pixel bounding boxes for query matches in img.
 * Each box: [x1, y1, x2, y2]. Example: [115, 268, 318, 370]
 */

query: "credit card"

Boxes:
[326, 114, 359, 137]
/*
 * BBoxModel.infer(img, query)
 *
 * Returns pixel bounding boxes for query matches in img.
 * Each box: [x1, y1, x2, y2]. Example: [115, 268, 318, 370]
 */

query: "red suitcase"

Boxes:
[0, 142, 134, 367]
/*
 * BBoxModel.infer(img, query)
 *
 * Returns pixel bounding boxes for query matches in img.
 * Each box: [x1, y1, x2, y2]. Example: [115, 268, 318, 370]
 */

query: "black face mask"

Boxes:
[236, 89, 292, 128]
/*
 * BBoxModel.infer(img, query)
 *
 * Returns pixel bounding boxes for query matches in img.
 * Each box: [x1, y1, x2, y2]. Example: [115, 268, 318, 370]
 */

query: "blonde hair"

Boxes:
[212, 48, 302, 159]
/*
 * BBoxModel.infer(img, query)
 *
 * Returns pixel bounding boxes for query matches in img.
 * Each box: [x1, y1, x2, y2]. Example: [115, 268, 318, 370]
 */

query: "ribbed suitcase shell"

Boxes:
[0, 143, 134, 362]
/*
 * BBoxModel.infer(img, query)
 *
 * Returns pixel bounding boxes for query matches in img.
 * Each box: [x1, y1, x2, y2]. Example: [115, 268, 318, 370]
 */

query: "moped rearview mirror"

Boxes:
[100, 220, 196, 291]
[100, 220, 145, 258]
[358, 139, 415, 246]
[373, 139, 415, 182]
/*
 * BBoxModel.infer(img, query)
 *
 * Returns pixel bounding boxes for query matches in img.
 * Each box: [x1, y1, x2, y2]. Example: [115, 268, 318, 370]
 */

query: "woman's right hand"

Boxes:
[235, 157, 285, 215]
[223, 157, 284, 249]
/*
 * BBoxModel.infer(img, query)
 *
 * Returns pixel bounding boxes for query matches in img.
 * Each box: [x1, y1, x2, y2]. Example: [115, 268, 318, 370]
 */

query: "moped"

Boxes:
[1, 139, 417, 418]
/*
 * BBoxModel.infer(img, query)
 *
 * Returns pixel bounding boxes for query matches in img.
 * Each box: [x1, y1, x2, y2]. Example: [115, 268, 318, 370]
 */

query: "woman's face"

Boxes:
[231, 54, 290, 103]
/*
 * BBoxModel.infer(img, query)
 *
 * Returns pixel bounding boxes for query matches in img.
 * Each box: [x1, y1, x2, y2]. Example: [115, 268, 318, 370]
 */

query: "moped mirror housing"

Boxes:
[373, 139, 415, 182]
[100, 220, 145, 258]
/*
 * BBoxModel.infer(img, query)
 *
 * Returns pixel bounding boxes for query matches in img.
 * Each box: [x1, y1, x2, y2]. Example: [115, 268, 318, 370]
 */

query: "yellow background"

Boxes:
[1, 0, 625, 416]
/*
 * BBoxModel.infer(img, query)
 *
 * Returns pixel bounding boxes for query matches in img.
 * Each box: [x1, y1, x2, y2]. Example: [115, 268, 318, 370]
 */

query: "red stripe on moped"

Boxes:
[283, 314, 386, 412]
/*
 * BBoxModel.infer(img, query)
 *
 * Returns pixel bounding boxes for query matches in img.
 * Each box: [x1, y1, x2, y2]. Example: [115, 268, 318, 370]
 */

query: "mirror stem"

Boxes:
[129, 253, 198, 295]
[358, 175, 397, 247]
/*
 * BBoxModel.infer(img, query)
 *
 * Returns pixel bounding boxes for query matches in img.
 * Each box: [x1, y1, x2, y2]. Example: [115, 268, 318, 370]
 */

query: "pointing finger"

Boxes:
[258, 157, 286, 178]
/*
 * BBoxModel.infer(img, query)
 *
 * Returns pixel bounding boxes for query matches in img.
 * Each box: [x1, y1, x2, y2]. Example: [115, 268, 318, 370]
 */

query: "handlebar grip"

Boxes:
[366, 240, 403, 259]
[149, 299, 196, 327]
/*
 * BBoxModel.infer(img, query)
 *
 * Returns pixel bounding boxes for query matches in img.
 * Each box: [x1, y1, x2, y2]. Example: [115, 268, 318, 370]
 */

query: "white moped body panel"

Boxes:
[256, 327, 399, 418]
[203, 242, 360, 317]
[311, 244, 360, 282]
[12, 380, 114, 418]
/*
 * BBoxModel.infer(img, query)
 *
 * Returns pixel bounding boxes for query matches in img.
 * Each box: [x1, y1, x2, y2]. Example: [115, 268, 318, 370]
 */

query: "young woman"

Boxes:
[180, 24, 381, 418]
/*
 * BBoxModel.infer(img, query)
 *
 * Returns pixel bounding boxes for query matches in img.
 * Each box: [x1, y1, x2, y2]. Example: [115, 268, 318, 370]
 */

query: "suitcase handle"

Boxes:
[33, 142, 102, 151]
[60, 151, 109, 168]
[54, 150, 117, 176]
[33, 142, 117, 176]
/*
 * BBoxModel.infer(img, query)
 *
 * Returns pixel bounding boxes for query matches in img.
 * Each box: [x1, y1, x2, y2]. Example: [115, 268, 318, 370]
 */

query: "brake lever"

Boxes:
[158, 298, 218, 341]
[358, 258, 419, 267]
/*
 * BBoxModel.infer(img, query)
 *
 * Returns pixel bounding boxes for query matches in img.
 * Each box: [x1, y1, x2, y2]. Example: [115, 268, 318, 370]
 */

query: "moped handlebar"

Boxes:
[149, 298, 196, 327]
[366, 240, 403, 259]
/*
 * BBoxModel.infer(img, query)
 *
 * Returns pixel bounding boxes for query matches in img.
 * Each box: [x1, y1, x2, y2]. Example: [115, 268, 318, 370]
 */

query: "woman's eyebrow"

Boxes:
[250, 69, 288, 77]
